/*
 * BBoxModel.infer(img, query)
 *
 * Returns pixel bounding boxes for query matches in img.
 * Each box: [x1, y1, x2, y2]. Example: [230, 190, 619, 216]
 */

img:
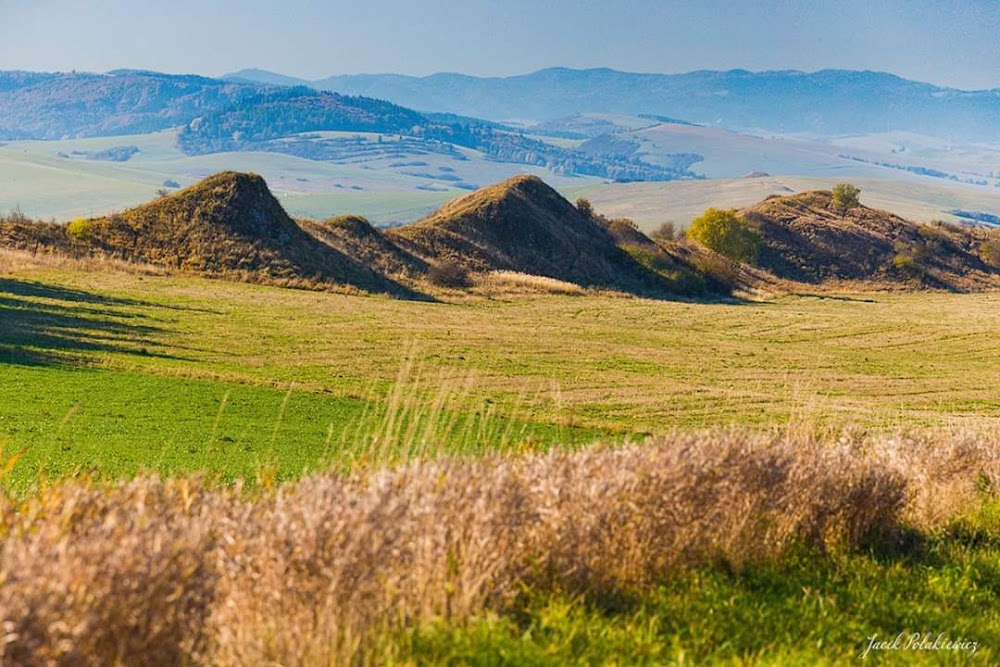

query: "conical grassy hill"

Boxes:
[387, 174, 672, 295]
[66, 172, 415, 295]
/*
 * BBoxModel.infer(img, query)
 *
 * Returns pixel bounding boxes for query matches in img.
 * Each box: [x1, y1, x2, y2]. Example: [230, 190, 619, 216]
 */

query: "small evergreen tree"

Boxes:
[831, 183, 861, 215]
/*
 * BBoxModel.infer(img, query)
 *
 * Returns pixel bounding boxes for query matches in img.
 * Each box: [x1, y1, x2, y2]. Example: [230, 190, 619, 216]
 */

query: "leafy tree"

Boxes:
[687, 208, 760, 264]
[831, 183, 861, 215]
[981, 235, 1000, 268]
[66, 217, 92, 241]
[575, 197, 594, 219]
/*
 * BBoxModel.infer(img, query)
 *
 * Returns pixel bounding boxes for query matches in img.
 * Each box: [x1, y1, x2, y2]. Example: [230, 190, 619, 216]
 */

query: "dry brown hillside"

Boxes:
[742, 191, 1000, 290]
[8, 172, 418, 297]
[7, 173, 996, 299]
[387, 175, 674, 295]
[301, 214, 428, 282]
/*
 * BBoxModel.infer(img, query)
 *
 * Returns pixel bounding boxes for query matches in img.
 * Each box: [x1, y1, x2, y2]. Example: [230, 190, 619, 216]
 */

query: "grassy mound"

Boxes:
[388, 175, 674, 295]
[743, 191, 1000, 290]
[81, 172, 416, 294]
[4, 172, 420, 296]
[302, 214, 428, 282]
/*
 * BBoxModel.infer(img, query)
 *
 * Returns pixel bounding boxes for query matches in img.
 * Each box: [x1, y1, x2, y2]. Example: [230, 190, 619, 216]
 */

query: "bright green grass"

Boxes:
[403, 504, 1000, 665]
[1, 266, 998, 488]
[1, 365, 364, 490]
[0, 363, 603, 492]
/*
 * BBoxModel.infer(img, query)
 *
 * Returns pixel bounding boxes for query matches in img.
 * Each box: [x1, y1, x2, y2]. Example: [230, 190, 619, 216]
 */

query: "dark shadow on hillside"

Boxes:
[0, 278, 188, 367]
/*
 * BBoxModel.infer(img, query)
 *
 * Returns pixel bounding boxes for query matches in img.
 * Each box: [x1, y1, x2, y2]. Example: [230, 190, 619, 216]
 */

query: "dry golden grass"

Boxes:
[0, 247, 168, 276]
[475, 270, 587, 296]
[0, 428, 995, 665]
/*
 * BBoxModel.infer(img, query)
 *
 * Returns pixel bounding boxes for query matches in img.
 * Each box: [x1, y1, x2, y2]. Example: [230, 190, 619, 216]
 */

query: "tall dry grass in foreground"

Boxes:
[0, 430, 997, 665]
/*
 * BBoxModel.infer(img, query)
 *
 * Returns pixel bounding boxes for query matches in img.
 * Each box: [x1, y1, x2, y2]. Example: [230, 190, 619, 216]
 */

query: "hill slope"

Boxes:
[49, 172, 417, 295]
[0, 70, 696, 184]
[301, 214, 428, 281]
[742, 191, 1000, 290]
[387, 175, 673, 294]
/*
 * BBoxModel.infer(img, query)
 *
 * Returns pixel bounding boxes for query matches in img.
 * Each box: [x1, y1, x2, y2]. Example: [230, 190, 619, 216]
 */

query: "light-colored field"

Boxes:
[631, 123, 862, 178]
[629, 123, 1000, 183]
[4, 123, 997, 228]
[824, 130, 1000, 179]
[569, 174, 1000, 229]
[0, 131, 594, 223]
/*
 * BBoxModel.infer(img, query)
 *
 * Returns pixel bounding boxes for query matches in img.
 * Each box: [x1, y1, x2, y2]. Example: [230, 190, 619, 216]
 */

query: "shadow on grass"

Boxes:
[0, 278, 189, 366]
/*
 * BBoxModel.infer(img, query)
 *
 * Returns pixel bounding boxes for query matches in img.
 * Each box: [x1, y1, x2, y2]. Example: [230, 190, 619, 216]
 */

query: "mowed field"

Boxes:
[2, 255, 998, 490]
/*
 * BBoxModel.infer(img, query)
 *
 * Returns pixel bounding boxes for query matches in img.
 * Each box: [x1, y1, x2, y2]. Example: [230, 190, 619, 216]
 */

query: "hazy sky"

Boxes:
[2, 0, 998, 89]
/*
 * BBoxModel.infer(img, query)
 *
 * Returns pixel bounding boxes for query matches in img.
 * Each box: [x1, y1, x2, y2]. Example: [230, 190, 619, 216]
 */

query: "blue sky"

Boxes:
[2, 0, 998, 89]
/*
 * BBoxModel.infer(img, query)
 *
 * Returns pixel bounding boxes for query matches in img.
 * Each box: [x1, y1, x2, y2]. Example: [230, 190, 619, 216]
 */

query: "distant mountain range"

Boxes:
[0, 70, 411, 140]
[226, 67, 1000, 141]
[0, 70, 696, 182]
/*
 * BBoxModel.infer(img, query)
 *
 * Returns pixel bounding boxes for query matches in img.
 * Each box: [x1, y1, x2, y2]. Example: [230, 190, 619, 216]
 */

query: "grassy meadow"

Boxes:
[2, 253, 999, 664]
[2, 255, 998, 486]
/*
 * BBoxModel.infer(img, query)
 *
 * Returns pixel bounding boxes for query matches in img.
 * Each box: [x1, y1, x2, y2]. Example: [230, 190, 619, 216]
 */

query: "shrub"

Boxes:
[981, 237, 1000, 268]
[0, 206, 29, 224]
[427, 260, 472, 288]
[687, 208, 760, 264]
[575, 197, 594, 219]
[692, 252, 740, 292]
[623, 246, 672, 274]
[892, 253, 928, 281]
[831, 183, 861, 215]
[650, 221, 677, 242]
[66, 218, 93, 242]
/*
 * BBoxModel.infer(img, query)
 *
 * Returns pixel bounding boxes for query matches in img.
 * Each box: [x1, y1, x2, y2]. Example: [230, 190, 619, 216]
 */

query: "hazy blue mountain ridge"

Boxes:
[0, 70, 693, 182]
[226, 66, 1000, 140]
[0, 71, 259, 139]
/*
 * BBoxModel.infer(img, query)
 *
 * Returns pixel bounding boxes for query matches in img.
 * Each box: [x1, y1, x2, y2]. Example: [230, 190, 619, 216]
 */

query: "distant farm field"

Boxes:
[2, 259, 998, 490]
[0, 131, 591, 223]
[570, 174, 1000, 229]
[5, 127, 1000, 230]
